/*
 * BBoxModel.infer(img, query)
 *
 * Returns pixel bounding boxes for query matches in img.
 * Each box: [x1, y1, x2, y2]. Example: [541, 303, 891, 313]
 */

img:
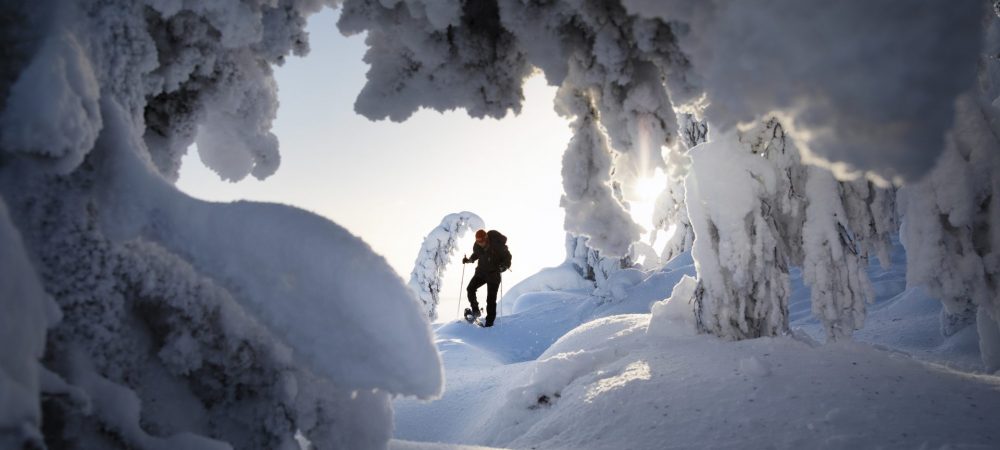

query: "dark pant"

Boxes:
[467, 273, 500, 325]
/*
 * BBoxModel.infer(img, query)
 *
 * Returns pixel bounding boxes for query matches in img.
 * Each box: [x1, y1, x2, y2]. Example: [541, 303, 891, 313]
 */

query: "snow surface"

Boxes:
[392, 243, 1000, 449]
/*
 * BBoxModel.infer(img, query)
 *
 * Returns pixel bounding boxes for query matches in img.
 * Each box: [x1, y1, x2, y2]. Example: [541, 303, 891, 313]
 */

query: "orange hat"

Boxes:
[475, 229, 487, 239]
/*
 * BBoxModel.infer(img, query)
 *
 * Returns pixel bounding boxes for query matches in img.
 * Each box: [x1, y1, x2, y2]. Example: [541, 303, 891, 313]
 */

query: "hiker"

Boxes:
[462, 229, 510, 327]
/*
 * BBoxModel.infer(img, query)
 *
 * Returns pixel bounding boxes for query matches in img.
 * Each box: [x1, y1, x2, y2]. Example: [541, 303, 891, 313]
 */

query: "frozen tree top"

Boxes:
[341, 0, 987, 184]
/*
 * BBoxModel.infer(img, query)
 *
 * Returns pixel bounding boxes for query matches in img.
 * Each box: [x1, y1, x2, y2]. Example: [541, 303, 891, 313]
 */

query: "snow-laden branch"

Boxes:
[625, 0, 984, 184]
[339, 0, 986, 260]
[408, 211, 485, 321]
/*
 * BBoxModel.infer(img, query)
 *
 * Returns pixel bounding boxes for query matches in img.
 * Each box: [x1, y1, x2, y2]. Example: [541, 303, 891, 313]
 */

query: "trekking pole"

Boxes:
[498, 279, 504, 328]
[457, 256, 466, 321]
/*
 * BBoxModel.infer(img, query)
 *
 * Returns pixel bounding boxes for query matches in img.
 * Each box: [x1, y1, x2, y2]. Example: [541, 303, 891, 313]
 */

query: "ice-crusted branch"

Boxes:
[408, 211, 485, 321]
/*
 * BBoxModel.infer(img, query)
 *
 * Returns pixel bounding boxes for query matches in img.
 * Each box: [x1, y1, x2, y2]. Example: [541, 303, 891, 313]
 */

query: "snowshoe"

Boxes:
[464, 308, 480, 324]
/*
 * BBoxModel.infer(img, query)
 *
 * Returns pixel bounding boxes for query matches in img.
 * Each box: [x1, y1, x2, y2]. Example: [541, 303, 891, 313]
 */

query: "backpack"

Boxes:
[487, 229, 512, 272]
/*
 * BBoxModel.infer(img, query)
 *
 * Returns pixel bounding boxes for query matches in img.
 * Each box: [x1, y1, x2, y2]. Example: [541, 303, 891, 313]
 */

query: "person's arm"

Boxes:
[464, 245, 481, 263]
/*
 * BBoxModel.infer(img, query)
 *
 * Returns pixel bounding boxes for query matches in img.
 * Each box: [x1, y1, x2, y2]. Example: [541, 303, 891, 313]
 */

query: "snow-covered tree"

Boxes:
[744, 118, 807, 268]
[801, 168, 875, 341]
[900, 11, 1000, 371]
[557, 86, 643, 257]
[681, 117, 895, 341]
[749, 117, 887, 342]
[685, 131, 789, 339]
[565, 233, 637, 303]
[408, 211, 485, 321]
[901, 94, 1000, 368]
[651, 113, 702, 264]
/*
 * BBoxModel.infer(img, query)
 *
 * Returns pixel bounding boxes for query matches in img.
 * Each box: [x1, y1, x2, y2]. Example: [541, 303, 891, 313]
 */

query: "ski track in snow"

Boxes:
[392, 240, 1000, 449]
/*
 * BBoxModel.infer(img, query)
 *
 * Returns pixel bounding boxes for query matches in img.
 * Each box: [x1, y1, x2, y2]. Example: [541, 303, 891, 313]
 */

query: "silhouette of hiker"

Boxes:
[462, 229, 509, 327]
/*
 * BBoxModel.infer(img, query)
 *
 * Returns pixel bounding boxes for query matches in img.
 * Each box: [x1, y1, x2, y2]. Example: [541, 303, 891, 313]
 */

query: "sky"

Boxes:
[176, 8, 572, 322]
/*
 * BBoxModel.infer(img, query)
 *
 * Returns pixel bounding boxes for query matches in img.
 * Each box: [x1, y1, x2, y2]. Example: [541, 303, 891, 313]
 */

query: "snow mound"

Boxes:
[503, 261, 593, 314]
[96, 102, 442, 398]
[495, 320, 1000, 450]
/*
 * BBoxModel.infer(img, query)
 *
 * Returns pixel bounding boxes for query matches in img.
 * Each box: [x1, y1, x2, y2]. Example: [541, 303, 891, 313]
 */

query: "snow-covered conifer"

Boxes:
[565, 234, 635, 300]
[652, 113, 701, 264]
[900, 11, 1000, 370]
[683, 117, 892, 341]
[557, 86, 643, 257]
[685, 131, 789, 339]
[801, 168, 874, 341]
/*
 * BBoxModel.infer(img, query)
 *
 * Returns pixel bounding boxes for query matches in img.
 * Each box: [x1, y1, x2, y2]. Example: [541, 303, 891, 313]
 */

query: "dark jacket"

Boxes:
[468, 242, 501, 277]
[469, 230, 510, 277]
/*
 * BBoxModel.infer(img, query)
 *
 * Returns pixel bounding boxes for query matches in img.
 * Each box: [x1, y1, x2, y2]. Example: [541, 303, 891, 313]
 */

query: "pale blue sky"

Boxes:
[177, 9, 571, 321]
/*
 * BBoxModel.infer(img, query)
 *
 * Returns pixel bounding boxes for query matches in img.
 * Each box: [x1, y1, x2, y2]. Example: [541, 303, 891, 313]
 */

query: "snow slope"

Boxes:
[392, 243, 1000, 449]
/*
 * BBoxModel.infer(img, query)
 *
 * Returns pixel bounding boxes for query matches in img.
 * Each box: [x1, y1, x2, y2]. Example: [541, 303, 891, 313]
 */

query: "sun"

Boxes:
[628, 169, 668, 232]
[635, 170, 668, 202]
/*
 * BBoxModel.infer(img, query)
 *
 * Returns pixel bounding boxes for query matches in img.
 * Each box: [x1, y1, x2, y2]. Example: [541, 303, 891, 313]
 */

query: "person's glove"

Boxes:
[462, 256, 469, 264]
